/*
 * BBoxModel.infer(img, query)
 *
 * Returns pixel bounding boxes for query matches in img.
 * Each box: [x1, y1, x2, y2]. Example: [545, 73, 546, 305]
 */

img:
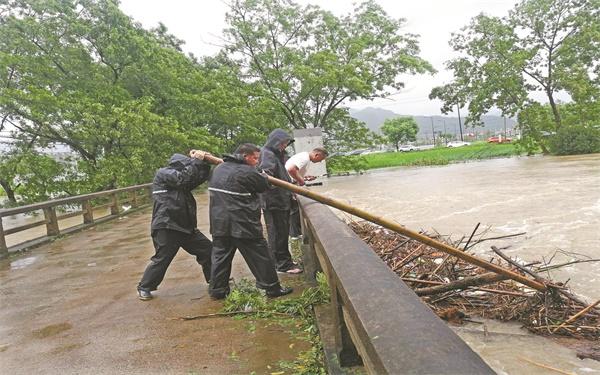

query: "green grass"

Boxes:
[331, 142, 520, 173]
[223, 274, 330, 374]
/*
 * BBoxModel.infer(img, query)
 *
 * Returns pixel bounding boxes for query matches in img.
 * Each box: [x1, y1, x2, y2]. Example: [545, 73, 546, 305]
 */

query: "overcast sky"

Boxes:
[119, 0, 520, 116]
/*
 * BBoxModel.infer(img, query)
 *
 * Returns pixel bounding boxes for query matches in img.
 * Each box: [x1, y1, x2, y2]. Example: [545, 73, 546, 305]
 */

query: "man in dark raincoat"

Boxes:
[259, 129, 302, 274]
[137, 150, 212, 300]
[208, 143, 292, 299]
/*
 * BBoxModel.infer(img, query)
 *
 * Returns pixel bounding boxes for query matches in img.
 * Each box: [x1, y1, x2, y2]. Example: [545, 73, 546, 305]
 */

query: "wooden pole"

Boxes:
[552, 299, 600, 333]
[43, 207, 60, 236]
[414, 272, 508, 296]
[0, 217, 8, 259]
[203, 154, 547, 292]
[82, 200, 94, 224]
[110, 193, 119, 215]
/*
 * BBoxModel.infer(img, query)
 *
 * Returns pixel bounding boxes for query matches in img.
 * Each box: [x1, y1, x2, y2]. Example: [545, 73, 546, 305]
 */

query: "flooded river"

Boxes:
[316, 153, 600, 374]
[2, 154, 598, 373]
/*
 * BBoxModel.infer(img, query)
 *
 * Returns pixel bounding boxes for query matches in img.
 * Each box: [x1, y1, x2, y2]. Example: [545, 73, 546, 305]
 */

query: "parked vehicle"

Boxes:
[398, 145, 416, 152]
[487, 136, 512, 143]
[446, 141, 470, 148]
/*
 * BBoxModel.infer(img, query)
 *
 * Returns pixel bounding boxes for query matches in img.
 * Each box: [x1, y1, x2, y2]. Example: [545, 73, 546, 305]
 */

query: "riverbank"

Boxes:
[330, 142, 520, 173]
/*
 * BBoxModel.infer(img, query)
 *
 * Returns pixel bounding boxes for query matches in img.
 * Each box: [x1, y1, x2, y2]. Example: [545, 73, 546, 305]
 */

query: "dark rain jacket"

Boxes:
[208, 154, 270, 238]
[259, 129, 293, 211]
[150, 154, 211, 234]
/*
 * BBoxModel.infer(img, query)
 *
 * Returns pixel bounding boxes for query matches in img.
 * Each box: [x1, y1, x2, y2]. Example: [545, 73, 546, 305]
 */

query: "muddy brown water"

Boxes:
[315, 153, 600, 374]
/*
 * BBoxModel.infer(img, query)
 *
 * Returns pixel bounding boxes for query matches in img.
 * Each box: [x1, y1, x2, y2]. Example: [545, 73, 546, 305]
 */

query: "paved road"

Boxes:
[0, 196, 307, 374]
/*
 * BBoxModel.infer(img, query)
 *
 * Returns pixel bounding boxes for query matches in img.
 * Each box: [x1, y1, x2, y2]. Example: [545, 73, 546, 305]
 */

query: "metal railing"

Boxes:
[0, 183, 152, 258]
[298, 196, 494, 374]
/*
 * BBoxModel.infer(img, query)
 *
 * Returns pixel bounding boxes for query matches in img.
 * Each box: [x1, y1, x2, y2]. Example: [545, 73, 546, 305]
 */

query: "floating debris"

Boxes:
[349, 221, 600, 343]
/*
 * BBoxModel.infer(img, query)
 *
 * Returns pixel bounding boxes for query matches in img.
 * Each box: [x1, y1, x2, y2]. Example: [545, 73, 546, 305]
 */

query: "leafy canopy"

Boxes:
[224, 0, 434, 151]
[430, 0, 599, 154]
[0, 0, 282, 204]
[380, 117, 419, 151]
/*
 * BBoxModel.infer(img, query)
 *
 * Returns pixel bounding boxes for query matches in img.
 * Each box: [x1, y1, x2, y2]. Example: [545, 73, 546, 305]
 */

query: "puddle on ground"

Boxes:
[10, 256, 37, 270]
[32, 322, 72, 338]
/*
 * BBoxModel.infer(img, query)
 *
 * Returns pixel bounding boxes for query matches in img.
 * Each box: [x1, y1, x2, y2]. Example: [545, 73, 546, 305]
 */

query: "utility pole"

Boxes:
[503, 116, 507, 138]
[430, 117, 436, 145]
[457, 103, 464, 141]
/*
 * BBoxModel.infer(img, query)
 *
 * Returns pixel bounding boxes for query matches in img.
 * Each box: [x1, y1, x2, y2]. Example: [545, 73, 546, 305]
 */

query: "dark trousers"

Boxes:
[263, 209, 294, 271]
[289, 196, 301, 238]
[209, 236, 280, 298]
[138, 228, 212, 292]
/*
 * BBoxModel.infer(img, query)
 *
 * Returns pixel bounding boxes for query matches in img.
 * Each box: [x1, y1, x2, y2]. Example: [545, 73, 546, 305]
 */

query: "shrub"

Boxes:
[547, 126, 600, 155]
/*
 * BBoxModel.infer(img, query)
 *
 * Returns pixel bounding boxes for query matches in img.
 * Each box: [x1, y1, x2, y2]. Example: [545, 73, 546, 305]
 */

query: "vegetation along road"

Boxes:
[329, 143, 520, 173]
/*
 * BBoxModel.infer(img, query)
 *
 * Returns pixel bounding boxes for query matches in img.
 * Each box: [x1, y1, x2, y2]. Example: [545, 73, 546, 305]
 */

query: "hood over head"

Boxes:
[264, 129, 294, 151]
[168, 153, 192, 171]
[223, 153, 245, 164]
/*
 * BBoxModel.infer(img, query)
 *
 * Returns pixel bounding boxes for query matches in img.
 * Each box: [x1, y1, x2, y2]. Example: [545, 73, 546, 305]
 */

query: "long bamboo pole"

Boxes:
[203, 154, 547, 291]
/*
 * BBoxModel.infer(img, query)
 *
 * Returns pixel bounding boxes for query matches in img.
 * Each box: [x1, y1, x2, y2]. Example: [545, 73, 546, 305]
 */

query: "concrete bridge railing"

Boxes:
[0, 183, 152, 258]
[298, 196, 494, 374]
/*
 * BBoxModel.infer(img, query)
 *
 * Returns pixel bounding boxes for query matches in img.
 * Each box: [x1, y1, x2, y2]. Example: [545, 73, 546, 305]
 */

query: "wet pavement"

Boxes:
[0, 196, 308, 374]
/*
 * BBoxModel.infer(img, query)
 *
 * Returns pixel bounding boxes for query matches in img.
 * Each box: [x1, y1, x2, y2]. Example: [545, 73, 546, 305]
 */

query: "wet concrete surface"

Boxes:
[0, 196, 308, 374]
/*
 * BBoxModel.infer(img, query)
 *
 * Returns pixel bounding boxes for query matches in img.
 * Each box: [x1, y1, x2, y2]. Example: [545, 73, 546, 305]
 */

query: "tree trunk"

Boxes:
[547, 90, 561, 130]
[0, 180, 17, 204]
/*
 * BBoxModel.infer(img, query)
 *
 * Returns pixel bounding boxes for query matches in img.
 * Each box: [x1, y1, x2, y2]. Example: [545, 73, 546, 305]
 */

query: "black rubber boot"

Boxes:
[137, 288, 153, 301]
[266, 286, 293, 298]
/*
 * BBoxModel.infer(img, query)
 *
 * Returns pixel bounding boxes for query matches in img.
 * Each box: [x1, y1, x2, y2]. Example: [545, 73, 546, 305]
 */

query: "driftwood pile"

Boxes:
[349, 221, 600, 344]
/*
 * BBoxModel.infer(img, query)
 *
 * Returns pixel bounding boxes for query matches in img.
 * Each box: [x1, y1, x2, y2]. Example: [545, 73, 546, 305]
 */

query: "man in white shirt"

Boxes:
[285, 147, 328, 186]
[285, 147, 328, 238]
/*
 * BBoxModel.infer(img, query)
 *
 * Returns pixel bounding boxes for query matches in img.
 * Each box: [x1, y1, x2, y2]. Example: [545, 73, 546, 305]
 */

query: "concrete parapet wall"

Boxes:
[298, 196, 494, 374]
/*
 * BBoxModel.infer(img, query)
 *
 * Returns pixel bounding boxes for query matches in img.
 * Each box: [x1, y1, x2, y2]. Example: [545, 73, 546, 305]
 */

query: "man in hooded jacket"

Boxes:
[259, 129, 302, 274]
[208, 143, 292, 299]
[137, 150, 212, 300]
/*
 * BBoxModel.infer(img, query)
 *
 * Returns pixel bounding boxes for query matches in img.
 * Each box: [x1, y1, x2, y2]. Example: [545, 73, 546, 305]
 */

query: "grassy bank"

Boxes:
[331, 142, 520, 173]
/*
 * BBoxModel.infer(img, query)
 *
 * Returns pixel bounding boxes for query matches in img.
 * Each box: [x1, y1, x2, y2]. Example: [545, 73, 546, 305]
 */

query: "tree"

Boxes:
[0, 0, 278, 204]
[430, 0, 599, 153]
[438, 133, 455, 144]
[0, 151, 19, 204]
[381, 117, 419, 151]
[223, 0, 434, 151]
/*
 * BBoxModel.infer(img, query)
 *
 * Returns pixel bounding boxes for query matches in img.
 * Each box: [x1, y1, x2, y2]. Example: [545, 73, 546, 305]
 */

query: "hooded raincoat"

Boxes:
[150, 154, 211, 234]
[208, 154, 270, 238]
[258, 129, 293, 211]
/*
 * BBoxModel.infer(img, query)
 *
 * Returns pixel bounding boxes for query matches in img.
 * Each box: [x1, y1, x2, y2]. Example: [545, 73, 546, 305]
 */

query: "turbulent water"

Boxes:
[315, 153, 600, 374]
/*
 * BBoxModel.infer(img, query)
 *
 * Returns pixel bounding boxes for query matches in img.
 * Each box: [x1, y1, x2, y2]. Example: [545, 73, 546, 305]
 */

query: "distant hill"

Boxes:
[349, 107, 517, 140]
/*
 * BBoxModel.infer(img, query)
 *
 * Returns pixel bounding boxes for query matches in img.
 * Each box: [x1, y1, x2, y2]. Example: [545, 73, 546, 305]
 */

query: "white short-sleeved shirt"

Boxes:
[285, 152, 311, 178]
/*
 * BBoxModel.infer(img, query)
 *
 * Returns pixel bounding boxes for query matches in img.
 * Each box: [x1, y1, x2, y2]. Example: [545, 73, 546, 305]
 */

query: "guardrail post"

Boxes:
[0, 217, 8, 259]
[146, 186, 153, 203]
[330, 284, 362, 367]
[110, 193, 119, 215]
[82, 200, 94, 224]
[130, 190, 138, 208]
[43, 207, 60, 236]
[300, 214, 319, 284]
